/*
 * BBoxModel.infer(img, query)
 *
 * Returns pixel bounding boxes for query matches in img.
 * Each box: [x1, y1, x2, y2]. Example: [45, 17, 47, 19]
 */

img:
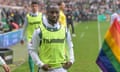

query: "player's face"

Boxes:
[31, 4, 39, 13]
[47, 6, 59, 24]
[61, 2, 65, 10]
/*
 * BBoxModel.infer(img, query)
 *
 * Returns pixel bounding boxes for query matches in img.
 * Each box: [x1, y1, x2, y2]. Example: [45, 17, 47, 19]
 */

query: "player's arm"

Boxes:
[66, 29, 75, 63]
[0, 56, 10, 72]
[63, 29, 75, 69]
[20, 16, 28, 44]
[28, 28, 44, 68]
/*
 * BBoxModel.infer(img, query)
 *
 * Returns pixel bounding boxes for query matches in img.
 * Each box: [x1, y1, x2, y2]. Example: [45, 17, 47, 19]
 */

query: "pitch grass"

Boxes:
[12, 21, 110, 72]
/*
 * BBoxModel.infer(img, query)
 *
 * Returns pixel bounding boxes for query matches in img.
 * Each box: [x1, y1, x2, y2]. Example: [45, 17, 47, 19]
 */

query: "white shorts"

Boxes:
[38, 67, 67, 72]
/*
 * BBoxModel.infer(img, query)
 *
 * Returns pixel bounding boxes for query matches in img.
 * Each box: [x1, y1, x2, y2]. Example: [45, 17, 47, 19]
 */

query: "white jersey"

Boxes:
[111, 13, 120, 24]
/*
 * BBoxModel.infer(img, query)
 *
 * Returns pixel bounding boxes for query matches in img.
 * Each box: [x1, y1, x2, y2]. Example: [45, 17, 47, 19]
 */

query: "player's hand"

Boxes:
[20, 40, 24, 45]
[62, 62, 72, 69]
[2, 64, 10, 72]
[41, 64, 52, 71]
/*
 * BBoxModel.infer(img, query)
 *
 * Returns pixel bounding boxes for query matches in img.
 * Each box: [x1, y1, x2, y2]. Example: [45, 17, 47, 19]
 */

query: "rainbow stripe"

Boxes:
[96, 19, 120, 72]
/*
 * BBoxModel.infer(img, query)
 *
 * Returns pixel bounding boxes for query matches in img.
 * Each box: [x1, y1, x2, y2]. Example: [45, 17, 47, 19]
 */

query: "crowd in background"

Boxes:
[0, 0, 120, 33]
[0, 7, 25, 33]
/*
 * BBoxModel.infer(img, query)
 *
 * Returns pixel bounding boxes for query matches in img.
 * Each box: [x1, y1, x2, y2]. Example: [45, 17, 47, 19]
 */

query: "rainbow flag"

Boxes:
[96, 19, 120, 72]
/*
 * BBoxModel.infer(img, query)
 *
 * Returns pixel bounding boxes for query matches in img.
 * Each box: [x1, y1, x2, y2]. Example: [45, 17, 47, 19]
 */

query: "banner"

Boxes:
[0, 29, 23, 48]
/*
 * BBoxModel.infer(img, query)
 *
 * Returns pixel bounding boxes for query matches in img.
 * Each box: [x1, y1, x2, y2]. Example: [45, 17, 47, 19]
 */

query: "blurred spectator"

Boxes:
[73, 7, 80, 22]
[0, 22, 4, 33]
[0, 21, 10, 33]
[13, 9, 23, 27]
[8, 19, 19, 30]
[66, 5, 76, 37]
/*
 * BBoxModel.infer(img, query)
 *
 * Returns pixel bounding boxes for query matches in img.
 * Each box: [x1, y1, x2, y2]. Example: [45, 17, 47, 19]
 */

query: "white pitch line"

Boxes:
[80, 26, 88, 38]
[97, 21, 102, 50]
[80, 32, 85, 38]
[85, 26, 88, 30]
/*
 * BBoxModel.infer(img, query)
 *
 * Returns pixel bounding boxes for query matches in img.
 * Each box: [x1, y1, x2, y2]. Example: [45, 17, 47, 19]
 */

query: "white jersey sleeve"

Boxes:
[28, 28, 44, 68]
[0, 56, 6, 65]
[66, 29, 75, 64]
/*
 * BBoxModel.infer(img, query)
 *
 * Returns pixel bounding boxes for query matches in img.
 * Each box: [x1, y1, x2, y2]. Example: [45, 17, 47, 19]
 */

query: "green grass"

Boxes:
[12, 62, 30, 72]
[12, 21, 110, 72]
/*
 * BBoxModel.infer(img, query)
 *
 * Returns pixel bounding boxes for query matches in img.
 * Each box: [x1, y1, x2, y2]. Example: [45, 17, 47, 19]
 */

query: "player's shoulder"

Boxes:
[34, 28, 41, 35]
